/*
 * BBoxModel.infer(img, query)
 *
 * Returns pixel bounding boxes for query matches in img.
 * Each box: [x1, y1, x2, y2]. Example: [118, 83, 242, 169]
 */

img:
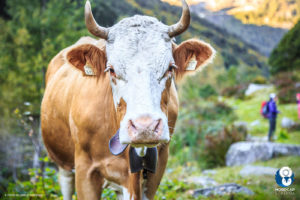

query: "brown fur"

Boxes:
[66, 44, 107, 77]
[41, 36, 213, 199]
[173, 39, 214, 80]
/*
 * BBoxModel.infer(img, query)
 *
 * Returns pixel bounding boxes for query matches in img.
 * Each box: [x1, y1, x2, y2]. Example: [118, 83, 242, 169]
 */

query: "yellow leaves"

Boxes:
[14, 28, 31, 46]
[14, 108, 20, 114]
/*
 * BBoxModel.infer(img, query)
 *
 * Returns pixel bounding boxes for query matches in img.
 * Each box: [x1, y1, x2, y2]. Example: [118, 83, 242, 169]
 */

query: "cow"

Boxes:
[41, 0, 215, 199]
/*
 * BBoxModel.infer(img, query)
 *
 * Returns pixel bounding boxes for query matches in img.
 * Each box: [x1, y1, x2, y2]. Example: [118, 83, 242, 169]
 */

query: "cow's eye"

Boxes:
[168, 64, 177, 72]
[166, 64, 177, 76]
[109, 68, 116, 76]
[105, 65, 117, 78]
[159, 64, 177, 82]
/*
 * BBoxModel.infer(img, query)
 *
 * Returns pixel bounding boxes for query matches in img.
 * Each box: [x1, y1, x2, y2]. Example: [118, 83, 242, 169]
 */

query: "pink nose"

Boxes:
[128, 116, 163, 144]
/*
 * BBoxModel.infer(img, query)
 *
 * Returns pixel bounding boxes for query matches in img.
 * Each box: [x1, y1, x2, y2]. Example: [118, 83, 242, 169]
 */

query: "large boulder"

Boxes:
[281, 117, 295, 129]
[246, 134, 268, 142]
[226, 142, 300, 166]
[245, 83, 272, 96]
[250, 120, 260, 127]
[202, 169, 217, 175]
[193, 183, 254, 197]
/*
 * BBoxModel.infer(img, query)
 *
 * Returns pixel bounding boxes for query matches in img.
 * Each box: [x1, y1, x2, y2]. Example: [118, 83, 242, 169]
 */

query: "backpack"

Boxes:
[260, 101, 269, 118]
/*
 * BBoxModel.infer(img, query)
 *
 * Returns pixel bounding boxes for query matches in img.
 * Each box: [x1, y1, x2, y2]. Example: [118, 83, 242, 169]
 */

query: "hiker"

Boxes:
[297, 93, 300, 120]
[268, 93, 279, 141]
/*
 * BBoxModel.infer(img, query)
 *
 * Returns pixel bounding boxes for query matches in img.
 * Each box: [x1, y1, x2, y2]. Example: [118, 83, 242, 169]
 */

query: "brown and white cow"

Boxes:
[41, 0, 215, 199]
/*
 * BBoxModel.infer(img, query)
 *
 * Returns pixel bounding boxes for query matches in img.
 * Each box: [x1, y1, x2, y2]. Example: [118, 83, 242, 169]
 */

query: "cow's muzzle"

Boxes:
[127, 115, 165, 146]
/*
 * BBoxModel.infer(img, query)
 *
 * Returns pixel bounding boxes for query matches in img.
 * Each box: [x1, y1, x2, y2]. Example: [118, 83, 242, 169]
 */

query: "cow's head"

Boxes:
[67, 0, 215, 148]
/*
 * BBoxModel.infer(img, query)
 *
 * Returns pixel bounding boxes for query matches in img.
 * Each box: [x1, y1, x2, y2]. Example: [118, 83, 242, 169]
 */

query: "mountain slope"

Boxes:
[161, 0, 291, 56]
[165, 0, 300, 29]
[190, 3, 287, 56]
[226, 0, 300, 29]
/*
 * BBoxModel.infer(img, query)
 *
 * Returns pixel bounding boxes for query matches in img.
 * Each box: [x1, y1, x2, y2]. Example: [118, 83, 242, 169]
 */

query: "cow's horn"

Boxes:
[168, 0, 190, 38]
[85, 0, 109, 40]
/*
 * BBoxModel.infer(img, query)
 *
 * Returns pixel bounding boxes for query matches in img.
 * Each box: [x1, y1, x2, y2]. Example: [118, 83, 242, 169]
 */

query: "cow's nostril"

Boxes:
[154, 119, 162, 133]
[127, 116, 165, 144]
[129, 120, 136, 130]
[128, 116, 163, 134]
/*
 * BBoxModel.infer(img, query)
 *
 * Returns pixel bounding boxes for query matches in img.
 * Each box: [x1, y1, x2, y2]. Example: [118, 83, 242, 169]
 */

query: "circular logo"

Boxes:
[275, 166, 294, 187]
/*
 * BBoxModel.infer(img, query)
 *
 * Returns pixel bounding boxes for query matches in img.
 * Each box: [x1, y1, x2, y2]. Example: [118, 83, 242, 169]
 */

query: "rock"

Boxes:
[234, 121, 248, 128]
[193, 183, 254, 197]
[250, 120, 260, 127]
[240, 165, 277, 176]
[281, 117, 295, 129]
[186, 176, 217, 188]
[226, 142, 300, 166]
[202, 169, 217, 175]
[273, 143, 300, 156]
[226, 142, 273, 166]
[245, 83, 272, 96]
[246, 134, 268, 142]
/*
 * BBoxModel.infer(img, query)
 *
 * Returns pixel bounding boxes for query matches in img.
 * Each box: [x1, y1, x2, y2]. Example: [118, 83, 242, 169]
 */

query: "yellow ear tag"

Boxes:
[186, 57, 197, 71]
[84, 65, 95, 76]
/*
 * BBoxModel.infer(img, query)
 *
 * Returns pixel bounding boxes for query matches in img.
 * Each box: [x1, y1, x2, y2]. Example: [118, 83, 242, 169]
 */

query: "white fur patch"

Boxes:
[103, 179, 123, 192]
[106, 15, 172, 144]
[122, 187, 133, 200]
[142, 182, 149, 200]
[58, 167, 74, 200]
[134, 147, 147, 157]
[142, 194, 149, 200]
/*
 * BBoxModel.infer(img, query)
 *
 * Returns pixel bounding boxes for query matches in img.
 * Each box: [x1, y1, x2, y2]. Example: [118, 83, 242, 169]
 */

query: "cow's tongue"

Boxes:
[109, 129, 128, 155]
[109, 130, 157, 174]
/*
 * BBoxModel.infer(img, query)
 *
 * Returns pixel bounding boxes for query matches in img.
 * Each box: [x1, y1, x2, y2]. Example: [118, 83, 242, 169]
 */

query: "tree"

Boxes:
[269, 20, 300, 74]
[0, 0, 88, 117]
[0, 0, 88, 185]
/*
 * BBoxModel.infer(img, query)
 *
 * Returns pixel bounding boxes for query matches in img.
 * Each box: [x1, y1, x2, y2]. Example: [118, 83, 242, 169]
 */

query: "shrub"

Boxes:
[221, 84, 247, 99]
[198, 84, 217, 99]
[273, 72, 300, 104]
[200, 125, 247, 168]
[278, 129, 290, 142]
[171, 100, 237, 168]
[6, 166, 61, 199]
[253, 75, 267, 84]
[4, 157, 117, 199]
[288, 123, 300, 132]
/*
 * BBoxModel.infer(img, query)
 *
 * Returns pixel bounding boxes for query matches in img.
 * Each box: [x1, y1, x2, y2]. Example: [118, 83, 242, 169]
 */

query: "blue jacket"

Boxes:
[268, 99, 279, 119]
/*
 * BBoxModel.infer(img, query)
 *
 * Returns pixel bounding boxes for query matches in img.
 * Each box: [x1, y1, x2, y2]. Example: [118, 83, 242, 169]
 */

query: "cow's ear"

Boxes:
[66, 44, 106, 77]
[173, 39, 215, 81]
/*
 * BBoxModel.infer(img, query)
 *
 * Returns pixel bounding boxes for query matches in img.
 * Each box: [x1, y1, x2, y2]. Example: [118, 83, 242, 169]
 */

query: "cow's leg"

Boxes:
[75, 155, 104, 200]
[123, 172, 143, 200]
[142, 145, 169, 200]
[59, 167, 75, 200]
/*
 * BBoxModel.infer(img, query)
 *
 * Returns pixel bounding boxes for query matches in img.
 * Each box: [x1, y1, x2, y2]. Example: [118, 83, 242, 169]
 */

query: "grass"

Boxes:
[225, 87, 300, 144]
[157, 156, 300, 200]
[155, 87, 300, 199]
[3, 88, 299, 200]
